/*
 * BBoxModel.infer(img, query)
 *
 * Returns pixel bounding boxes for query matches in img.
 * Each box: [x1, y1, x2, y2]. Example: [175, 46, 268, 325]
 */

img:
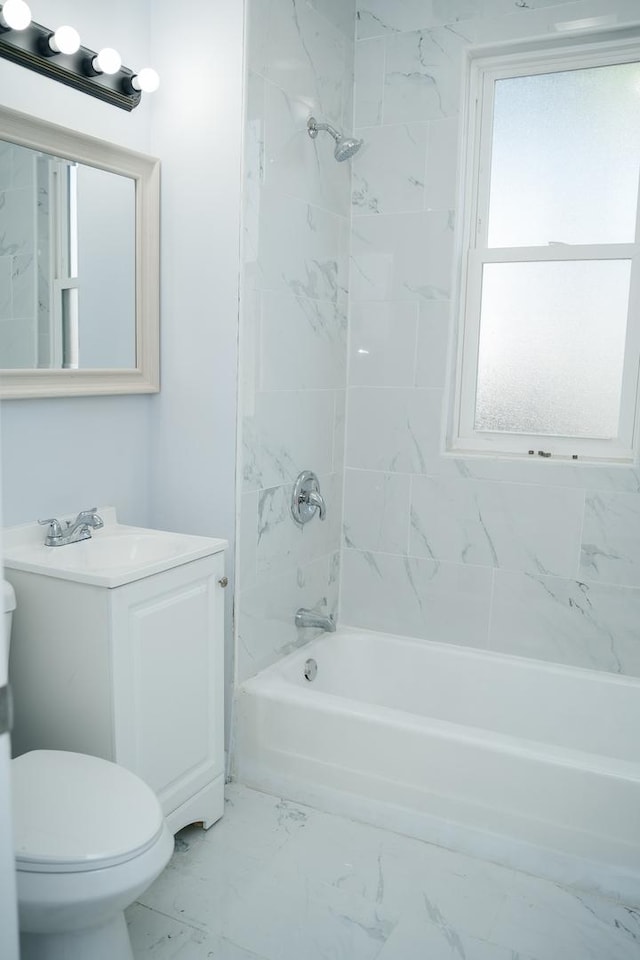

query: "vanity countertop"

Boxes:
[4, 507, 227, 588]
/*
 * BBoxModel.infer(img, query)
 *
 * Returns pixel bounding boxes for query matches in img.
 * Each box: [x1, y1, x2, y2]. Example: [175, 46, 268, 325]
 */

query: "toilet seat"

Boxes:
[12, 750, 165, 873]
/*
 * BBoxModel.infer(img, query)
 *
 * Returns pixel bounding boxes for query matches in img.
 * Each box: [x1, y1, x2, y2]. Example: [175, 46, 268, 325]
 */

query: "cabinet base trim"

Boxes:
[165, 774, 224, 834]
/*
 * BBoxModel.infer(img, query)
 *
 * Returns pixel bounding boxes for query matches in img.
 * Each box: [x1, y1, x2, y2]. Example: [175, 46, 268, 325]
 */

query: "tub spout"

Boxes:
[295, 607, 336, 632]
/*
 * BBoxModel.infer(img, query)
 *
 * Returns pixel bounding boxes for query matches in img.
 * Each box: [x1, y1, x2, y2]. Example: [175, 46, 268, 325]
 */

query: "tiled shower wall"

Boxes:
[236, 0, 355, 681]
[343, 0, 640, 677]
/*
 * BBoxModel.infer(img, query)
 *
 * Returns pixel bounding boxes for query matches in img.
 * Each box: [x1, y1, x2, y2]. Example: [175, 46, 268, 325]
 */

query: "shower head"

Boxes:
[334, 135, 362, 162]
[307, 116, 363, 162]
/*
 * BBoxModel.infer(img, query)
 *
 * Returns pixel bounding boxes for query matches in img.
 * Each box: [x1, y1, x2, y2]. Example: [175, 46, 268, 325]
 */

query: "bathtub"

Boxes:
[235, 628, 640, 904]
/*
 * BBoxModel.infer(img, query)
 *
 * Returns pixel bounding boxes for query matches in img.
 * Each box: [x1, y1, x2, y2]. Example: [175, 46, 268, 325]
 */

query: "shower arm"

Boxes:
[307, 118, 341, 143]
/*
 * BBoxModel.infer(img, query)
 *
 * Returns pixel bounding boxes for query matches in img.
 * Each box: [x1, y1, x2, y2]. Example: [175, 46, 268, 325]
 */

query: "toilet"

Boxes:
[4, 581, 174, 960]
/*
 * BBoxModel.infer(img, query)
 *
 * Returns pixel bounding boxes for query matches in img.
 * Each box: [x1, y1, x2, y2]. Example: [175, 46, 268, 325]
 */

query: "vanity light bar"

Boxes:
[0, 3, 158, 111]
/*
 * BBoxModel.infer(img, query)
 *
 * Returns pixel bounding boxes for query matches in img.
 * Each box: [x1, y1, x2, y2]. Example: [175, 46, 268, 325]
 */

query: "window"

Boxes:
[451, 37, 640, 462]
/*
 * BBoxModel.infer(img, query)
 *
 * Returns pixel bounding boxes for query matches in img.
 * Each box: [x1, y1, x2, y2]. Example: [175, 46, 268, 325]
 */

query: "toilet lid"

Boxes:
[12, 750, 165, 872]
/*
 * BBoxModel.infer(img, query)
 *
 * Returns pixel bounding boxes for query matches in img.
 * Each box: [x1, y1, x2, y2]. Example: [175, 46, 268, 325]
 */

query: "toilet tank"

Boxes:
[2, 579, 16, 661]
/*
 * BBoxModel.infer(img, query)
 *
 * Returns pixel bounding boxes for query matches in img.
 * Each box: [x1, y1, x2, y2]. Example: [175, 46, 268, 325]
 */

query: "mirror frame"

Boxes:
[0, 105, 160, 399]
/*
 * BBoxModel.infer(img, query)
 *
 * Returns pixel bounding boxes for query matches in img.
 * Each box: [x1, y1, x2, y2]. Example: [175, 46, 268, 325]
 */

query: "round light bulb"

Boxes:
[50, 25, 80, 55]
[131, 67, 160, 93]
[93, 47, 121, 75]
[1, 0, 32, 30]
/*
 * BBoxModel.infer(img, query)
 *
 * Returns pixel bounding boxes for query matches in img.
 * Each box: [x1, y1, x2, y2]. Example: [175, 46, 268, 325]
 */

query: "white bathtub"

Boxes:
[235, 628, 640, 904]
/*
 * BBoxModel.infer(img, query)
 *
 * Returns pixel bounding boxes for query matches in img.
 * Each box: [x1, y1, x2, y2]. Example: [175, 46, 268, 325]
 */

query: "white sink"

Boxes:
[3, 508, 227, 587]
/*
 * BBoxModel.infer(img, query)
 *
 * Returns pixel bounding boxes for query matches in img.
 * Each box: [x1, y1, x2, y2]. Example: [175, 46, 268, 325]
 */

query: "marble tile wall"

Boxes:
[0, 142, 38, 367]
[236, 0, 355, 682]
[344, 0, 640, 677]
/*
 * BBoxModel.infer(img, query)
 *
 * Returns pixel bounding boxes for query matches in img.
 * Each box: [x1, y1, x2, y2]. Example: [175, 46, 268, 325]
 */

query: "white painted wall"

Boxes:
[0, 0, 155, 526]
[148, 0, 244, 739]
[0, 0, 245, 735]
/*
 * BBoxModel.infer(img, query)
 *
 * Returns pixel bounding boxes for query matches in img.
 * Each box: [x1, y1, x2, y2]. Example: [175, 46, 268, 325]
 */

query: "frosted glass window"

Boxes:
[475, 260, 631, 437]
[487, 63, 640, 248]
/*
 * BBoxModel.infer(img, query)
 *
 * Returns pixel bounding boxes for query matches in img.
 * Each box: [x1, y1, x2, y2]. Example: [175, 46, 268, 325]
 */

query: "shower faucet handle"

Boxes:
[291, 471, 326, 525]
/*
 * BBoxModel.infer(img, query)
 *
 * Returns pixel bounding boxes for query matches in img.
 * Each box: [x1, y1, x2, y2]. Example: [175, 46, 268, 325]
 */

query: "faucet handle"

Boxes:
[38, 517, 63, 540]
[75, 507, 104, 528]
[291, 471, 326, 525]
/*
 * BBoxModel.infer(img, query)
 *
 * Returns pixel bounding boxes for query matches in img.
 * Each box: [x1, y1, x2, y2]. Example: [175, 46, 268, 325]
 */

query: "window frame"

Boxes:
[450, 34, 640, 463]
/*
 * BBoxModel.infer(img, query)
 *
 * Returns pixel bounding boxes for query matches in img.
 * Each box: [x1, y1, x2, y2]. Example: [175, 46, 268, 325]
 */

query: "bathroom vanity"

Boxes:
[4, 508, 227, 834]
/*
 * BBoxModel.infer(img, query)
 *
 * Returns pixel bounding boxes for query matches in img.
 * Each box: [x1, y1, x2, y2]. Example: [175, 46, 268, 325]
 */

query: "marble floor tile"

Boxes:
[129, 783, 640, 960]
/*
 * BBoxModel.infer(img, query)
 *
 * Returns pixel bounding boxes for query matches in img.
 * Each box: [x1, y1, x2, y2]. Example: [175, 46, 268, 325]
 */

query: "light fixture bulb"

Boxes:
[1, 0, 32, 30]
[92, 47, 122, 75]
[131, 67, 160, 93]
[49, 25, 80, 55]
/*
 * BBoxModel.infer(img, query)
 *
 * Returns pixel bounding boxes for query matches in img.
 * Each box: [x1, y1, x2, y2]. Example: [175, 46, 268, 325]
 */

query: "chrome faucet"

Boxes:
[295, 607, 336, 633]
[39, 508, 104, 546]
[291, 471, 327, 525]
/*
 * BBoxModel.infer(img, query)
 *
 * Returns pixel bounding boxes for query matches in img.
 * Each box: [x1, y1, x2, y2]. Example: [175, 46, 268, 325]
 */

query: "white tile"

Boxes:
[259, 291, 347, 391]
[236, 553, 339, 681]
[263, 81, 351, 216]
[442, 456, 640, 493]
[222, 868, 396, 960]
[414, 299, 451, 388]
[132, 784, 638, 960]
[11, 254, 35, 319]
[341, 547, 493, 643]
[174, 937, 269, 959]
[9, 143, 35, 190]
[308, 0, 356, 39]
[250, 0, 350, 127]
[490, 570, 640, 676]
[0, 316, 37, 366]
[580, 491, 640, 587]
[351, 210, 453, 301]
[356, 1, 430, 38]
[256, 189, 349, 302]
[348, 301, 418, 387]
[0, 256, 11, 320]
[138, 790, 315, 938]
[352, 123, 428, 215]
[425, 116, 460, 211]
[376, 911, 533, 960]
[0, 187, 34, 258]
[126, 903, 203, 958]
[243, 72, 266, 269]
[0, 142, 12, 188]
[410, 476, 585, 577]
[256, 472, 342, 575]
[383, 27, 471, 124]
[333, 389, 347, 474]
[238, 491, 259, 593]
[356, 0, 488, 38]
[243, 389, 336, 491]
[343, 469, 411, 553]
[354, 38, 385, 127]
[346, 387, 443, 473]
[431, 0, 489, 23]
[489, 871, 640, 960]
[267, 808, 511, 940]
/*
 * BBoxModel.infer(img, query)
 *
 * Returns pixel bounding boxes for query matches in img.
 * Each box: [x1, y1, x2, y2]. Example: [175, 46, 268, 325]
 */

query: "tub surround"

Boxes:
[236, 0, 356, 684]
[235, 0, 640, 695]
[344, 0, 640, 678]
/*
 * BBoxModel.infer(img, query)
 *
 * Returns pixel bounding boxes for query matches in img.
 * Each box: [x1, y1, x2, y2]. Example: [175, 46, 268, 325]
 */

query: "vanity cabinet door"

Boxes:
[109, 554, 224, 820]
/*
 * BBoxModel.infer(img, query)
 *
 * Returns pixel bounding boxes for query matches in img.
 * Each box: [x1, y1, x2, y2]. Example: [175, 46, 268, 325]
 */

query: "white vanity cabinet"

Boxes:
[5, 514, 227, 834]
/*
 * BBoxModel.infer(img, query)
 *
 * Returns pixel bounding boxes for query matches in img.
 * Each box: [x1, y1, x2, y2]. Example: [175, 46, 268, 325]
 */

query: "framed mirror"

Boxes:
[0, 105, 159, 398]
